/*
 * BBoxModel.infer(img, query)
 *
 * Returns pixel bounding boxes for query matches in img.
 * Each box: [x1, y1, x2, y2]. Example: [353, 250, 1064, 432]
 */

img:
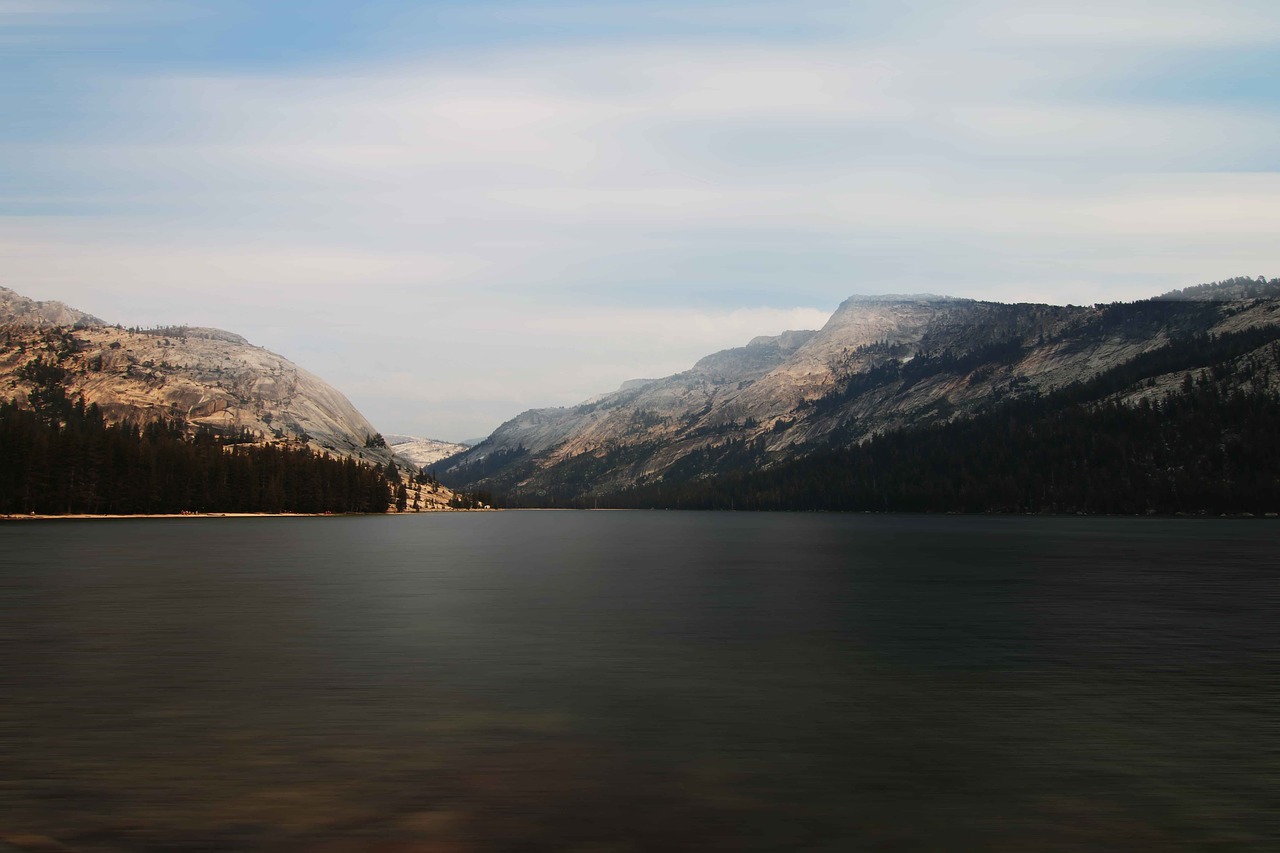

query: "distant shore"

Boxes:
[0, 510, 471, 520]
[4, 509, 1272, 521]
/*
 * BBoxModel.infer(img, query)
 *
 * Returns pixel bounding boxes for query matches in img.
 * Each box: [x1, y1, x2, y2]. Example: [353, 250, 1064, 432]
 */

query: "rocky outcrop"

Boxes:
[453, 327, 818, 471]
[385, 434, 470, 469]
[0, 286, 104, 328]
[443, 277, 1280, 501]
[0, 293, 392, 466]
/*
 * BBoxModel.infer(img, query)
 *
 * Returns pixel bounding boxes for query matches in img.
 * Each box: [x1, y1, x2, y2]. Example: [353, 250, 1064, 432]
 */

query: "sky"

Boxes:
[2, 0, 1278, 441]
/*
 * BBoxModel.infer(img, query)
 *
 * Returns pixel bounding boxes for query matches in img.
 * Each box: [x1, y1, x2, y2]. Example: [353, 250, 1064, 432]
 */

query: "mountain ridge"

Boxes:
[1, 286, 105, 328]
[1, 288, 410, 471]
[439, 276, 1280, 504]
[385, 434, 471, 468]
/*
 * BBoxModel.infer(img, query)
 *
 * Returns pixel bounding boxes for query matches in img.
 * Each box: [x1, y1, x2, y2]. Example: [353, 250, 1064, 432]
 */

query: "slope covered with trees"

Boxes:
[0, 290, 393, 466]
[0, 286, 478, 515]
[442, 280, 1280, 514]
[0, 387, 394, 515]
[441, 278, 1280, 504]
[589, 330, 1280, 515]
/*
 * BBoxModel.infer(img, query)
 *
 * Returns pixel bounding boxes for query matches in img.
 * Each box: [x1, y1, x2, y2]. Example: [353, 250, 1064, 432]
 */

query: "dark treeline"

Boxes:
[1160, 275, 1279, 301]
[597, 380, 1280, 515]
[580, 332, 1280, 515]
[1, 392, 391, 515]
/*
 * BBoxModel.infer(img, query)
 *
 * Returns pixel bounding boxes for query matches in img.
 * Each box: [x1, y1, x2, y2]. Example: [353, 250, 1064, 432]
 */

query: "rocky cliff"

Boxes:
[385, 434, 471, 468]
[1, 287, 391, 467]
[1, 287, 104, 328]
[441, 277, 1280, 503]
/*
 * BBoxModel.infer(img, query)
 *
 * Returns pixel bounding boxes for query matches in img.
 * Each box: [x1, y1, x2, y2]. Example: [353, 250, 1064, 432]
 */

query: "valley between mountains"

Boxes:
[436, 276, 1280, 514]
[3, 277, 1280, 516]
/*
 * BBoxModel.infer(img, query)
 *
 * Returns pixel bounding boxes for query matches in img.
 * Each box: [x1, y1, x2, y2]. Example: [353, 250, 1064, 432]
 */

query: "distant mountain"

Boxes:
[385, 434, 470, 469]
[440, 276, 1280, 509]
[1, 286, 104, 328]
[1159, 277, 1280, 301]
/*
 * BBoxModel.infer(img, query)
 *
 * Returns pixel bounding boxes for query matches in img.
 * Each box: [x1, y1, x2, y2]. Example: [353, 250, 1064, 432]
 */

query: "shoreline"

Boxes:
[0, 510, 477, 520]
[3, 508, 1274, 520]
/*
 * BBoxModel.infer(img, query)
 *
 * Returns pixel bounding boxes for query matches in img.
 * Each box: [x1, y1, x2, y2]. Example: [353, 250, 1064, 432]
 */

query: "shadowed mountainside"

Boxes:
[440, 277, 1280, 507]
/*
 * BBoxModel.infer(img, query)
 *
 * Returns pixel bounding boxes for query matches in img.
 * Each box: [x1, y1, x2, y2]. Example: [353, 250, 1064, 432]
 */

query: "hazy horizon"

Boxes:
[4, 1, 1278, 440]
[12, 277, 1271, 444]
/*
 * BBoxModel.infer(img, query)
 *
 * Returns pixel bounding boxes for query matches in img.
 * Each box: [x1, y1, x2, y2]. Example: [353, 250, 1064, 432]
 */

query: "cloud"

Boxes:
[0, 0, 112, 16]
[983, 0, 1280, 46]
[2, 0, 1279, 437]
[0, 0, 160, 28]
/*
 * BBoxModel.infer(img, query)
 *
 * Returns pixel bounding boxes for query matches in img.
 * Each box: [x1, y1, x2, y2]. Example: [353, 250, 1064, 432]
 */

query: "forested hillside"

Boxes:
[441, 279, 1280, 514]
[1, 287, 396, 466]
[0, 387, 394, 515]
[0, 286, 478, 515]
[585, 330, 1280, 514]
[441, 278, 1280, 505]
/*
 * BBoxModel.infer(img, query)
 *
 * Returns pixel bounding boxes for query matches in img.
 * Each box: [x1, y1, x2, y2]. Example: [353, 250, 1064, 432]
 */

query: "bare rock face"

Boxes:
[0, 286, 104, 328]
[0, 293, 390, 465]
[385, 435, 470, 469]
[443, 278, 1280, 501]
[460, 327, 819, 467]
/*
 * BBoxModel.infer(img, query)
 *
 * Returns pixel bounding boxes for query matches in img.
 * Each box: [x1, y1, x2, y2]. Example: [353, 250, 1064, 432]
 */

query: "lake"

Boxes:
[1, 513, 1276, 851]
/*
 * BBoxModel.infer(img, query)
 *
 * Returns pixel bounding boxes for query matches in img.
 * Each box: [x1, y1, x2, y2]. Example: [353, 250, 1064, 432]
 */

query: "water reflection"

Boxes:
[0, 514, 1276, 850]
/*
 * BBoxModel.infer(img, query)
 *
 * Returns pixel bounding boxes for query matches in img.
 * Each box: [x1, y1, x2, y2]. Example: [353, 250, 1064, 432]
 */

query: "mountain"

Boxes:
[0, 286, 481, 512]
[385, 434, 471, 468]
[2, 287, 391, 466]
[440, 276, 1280, 507]
[603, 326, 1280, 514]
[1, 286, 104, 328]
[434, 328, 819, 487]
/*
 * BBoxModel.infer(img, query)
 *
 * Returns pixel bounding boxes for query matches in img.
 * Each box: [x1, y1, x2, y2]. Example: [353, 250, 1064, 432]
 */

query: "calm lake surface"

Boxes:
[1, 513, 1276, 852]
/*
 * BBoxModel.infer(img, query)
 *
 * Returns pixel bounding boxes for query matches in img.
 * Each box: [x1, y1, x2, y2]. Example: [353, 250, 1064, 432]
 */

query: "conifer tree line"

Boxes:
[0, 385, 392, 515]
[596, 377, 1280, 515]
[519, 329, 1280, 515]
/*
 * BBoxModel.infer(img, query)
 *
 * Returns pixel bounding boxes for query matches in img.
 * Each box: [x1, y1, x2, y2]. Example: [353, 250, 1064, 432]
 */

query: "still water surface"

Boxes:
[1, 513, 1276, 851]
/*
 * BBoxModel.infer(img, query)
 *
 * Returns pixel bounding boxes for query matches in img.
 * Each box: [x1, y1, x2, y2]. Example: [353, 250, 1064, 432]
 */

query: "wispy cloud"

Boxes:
[2, 0, 1278, 438]
[984, 0, 1280, 46]
[0, 0, 112, 16]
[0, 0, 159, 27]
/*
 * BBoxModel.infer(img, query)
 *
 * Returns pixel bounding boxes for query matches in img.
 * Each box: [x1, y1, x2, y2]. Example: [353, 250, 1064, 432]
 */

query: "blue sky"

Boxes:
[3, 0, 1278, 439]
